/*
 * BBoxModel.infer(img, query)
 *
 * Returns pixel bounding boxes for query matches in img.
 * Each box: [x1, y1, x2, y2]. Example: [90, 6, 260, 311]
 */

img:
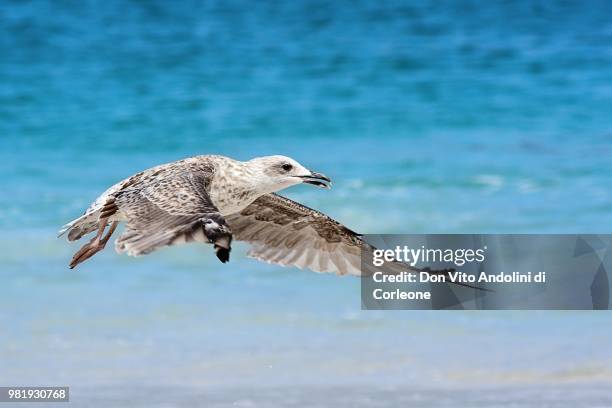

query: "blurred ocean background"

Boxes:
[2, 0, 612, 406]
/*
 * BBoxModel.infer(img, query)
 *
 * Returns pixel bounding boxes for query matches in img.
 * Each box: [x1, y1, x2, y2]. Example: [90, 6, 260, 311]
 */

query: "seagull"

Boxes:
[59, 154, 366, 275]
[59, 154, 485, 291]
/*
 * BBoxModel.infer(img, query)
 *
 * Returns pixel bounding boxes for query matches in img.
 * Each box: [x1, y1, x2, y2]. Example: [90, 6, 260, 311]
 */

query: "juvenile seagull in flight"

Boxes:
[59, 155, 365, 275]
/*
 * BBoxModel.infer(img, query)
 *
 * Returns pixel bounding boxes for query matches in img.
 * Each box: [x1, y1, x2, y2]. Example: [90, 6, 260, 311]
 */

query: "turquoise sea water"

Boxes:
[2, 1, 612, 406]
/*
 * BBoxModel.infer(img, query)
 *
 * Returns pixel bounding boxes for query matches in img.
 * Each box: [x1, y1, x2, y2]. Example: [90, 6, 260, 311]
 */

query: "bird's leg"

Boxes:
[69, 220, 119, 269]
[99, 221, 118, 246]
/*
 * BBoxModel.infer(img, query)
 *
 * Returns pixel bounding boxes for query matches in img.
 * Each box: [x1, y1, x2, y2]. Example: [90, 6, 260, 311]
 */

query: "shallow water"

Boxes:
[2, 0, 612, 406]
[44, 385, 612, 408]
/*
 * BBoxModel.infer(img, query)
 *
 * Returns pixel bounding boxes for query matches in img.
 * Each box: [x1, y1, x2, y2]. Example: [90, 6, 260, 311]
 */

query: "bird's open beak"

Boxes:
[298, 171, 332, 189]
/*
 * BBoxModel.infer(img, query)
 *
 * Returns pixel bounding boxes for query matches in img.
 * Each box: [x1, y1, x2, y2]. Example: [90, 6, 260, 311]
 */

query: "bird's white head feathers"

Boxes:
[245, 155, 331, 193]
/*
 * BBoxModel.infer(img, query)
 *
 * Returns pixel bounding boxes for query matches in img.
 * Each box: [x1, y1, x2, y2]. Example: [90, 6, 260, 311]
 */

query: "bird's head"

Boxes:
[247, 155, 332, 193]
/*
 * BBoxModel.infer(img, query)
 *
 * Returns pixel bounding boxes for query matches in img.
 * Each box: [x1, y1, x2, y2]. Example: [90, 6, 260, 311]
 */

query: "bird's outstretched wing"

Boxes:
[114, 171, 231, 259]
[227, 194, 486, 291]
[226, 193, 365, 276]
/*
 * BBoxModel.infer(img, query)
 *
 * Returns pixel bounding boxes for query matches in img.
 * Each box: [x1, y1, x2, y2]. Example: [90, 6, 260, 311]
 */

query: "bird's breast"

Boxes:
[209, 184, 259, 216]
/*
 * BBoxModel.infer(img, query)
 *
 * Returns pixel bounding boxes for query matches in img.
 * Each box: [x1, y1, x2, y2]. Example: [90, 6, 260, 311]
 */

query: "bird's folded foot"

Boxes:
[213, 234, 232, 263]
[69, 237, 105, 269]
[201, 215, 232, 263]
[69, 221, 118, 269]
[214, 243, 231, 263]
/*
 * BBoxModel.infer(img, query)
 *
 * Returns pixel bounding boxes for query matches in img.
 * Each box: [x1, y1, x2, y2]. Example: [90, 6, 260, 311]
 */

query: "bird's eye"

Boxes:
[282, 163, 293, 172]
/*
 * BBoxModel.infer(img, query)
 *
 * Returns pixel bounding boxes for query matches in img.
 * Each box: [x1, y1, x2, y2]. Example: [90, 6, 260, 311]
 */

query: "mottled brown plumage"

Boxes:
[59, 154, 485, 289]
[59, 155, 343, 271]
[226, 194, 363, 275]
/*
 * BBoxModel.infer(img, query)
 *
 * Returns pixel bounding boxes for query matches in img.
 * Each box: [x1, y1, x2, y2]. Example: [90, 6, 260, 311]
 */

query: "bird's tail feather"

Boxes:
[58, 213, 100, 242]
[57, 219, 77, 237]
